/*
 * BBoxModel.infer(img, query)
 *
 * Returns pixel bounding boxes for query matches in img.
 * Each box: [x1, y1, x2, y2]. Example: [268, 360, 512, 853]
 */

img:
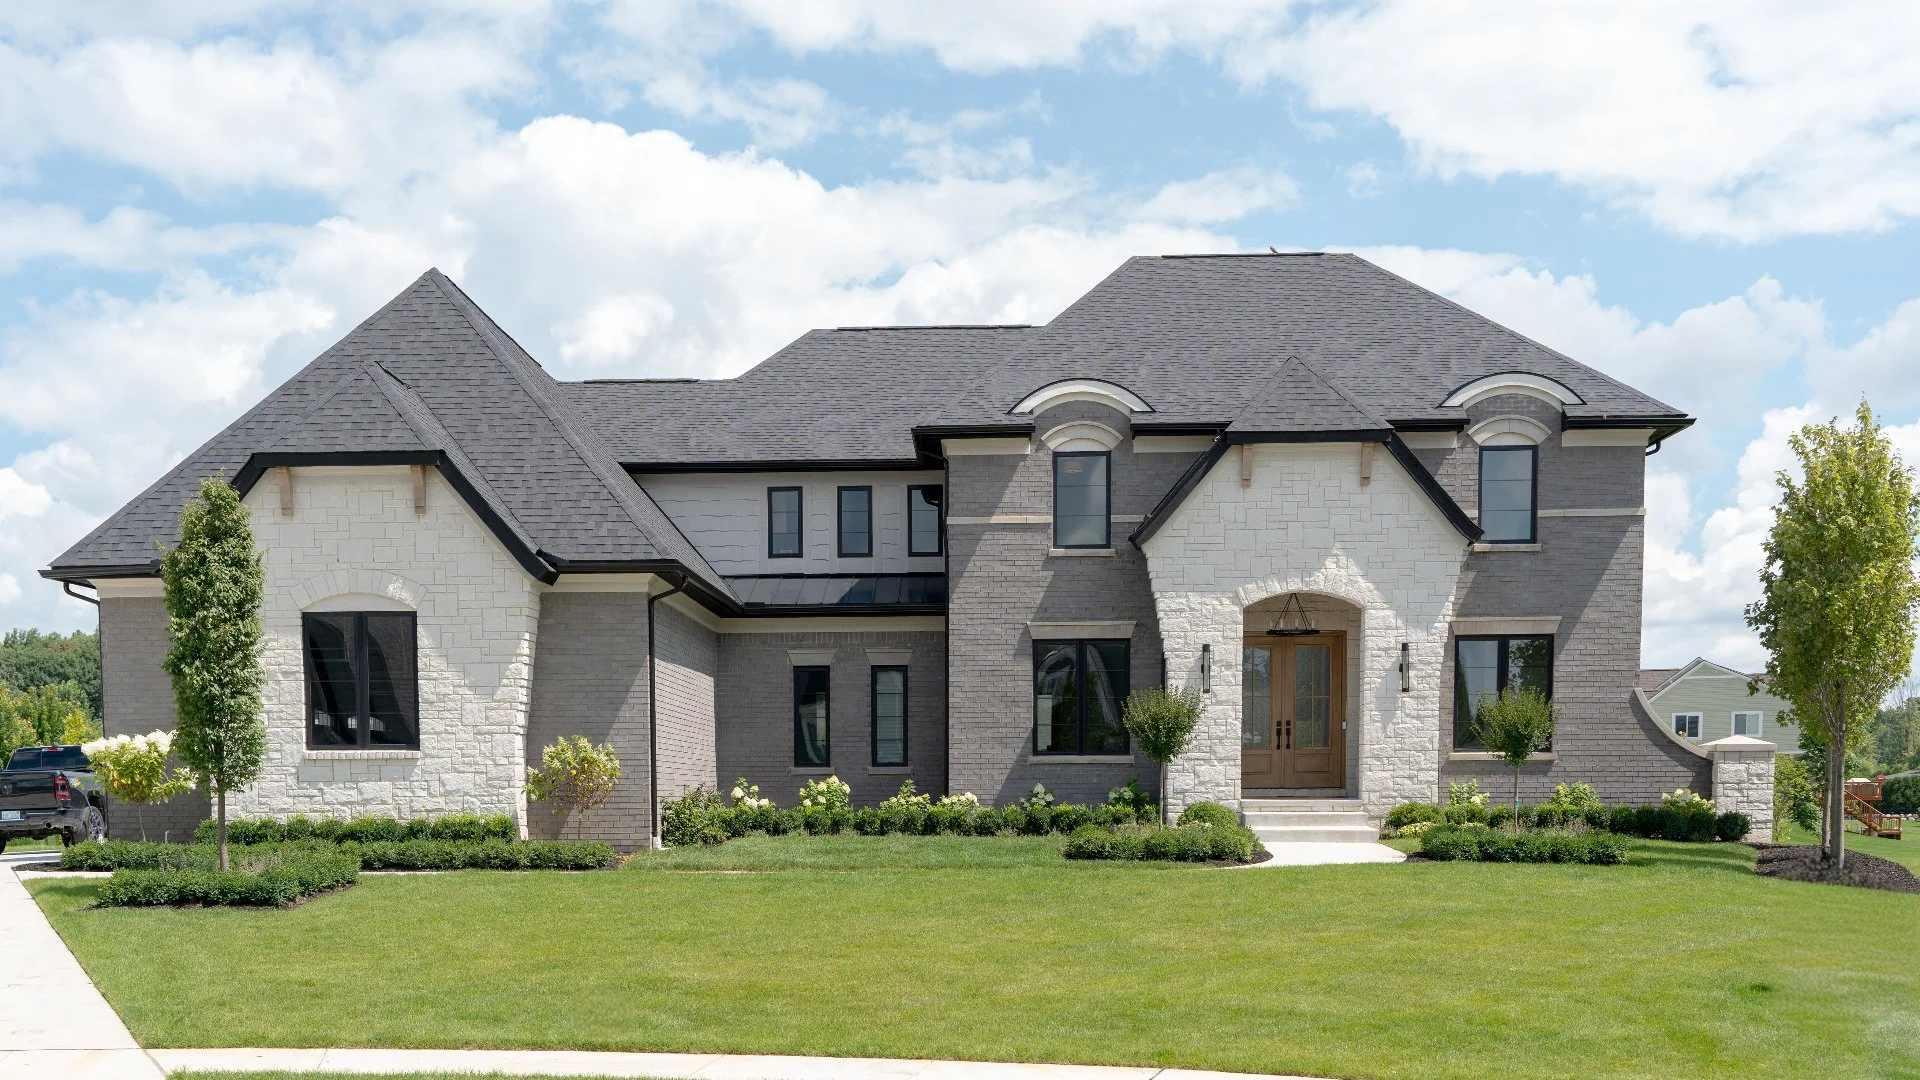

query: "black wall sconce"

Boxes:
[1200, 643, 1212, 693]
[1399, 641, 1411, 693]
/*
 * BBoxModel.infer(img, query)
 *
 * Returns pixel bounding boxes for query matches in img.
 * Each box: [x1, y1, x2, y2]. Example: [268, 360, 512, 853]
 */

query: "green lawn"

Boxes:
[29, 835, 1920, 1080]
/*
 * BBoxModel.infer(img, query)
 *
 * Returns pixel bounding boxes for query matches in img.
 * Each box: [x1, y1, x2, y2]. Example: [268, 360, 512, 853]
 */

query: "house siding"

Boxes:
[98, 594, 209, 841]
[1648, 667, 1800, 754]
[945, 402, 1189, 806]
[715, 628, 945, 806]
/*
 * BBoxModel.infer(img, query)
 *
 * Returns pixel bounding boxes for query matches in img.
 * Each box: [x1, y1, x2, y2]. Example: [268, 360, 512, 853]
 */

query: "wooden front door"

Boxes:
[1240, 633, 1346, 790]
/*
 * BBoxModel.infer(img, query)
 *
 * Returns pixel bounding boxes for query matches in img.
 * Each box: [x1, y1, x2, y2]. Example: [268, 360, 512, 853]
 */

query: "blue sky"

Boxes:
[2, 1, 1917, 669]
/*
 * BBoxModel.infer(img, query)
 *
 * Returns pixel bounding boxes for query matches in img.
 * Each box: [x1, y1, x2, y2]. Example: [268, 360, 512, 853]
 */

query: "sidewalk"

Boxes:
[2, 853, 1326, 1080]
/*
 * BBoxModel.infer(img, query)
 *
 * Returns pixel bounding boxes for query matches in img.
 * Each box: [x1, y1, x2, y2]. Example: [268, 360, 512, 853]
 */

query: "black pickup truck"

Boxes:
[0, 744, 107, 849]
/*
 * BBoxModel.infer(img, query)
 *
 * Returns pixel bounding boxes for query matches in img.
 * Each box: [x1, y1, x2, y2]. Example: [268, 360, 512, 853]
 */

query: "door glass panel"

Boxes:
[1293, 645, 1332, 750]
[1242, 646, 1271, 747]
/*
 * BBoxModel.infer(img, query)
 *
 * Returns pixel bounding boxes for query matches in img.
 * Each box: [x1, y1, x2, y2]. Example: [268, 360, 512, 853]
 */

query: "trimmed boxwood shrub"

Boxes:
[1178, 801, 1241, 829]
[1714, 811, 1752, 842]
[96, 851, 360, 907]
[1419, 824, 1627, 865]
[1385, 802, 1446, 829]
[195, 813, 516, 846]
[62, 838, 615, 872]
[1062, 822, 1261, 863]
[656, 789, 1153, 847]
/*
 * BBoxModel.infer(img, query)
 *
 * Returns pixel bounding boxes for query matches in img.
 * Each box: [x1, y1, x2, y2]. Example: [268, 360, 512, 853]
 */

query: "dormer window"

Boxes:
[1053, 451, 1110, 549]
[1479, 445, 1536, 543]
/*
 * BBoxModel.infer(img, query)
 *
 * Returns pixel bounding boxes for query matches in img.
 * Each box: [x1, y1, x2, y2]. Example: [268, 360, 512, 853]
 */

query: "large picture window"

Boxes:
[768, 487, 803, 558]
[837, 486, 872, 557]
[1479, 446, 1537, 543]
[1052, 451, 1110, 549]
[1033, 639, 1129, 755]
[303, 612, 419, 750]
[793, 666, 831, 766]
[871, 666, 907, 767]
[1452, 634, 1552, 750]
[908, 484, 943, 556]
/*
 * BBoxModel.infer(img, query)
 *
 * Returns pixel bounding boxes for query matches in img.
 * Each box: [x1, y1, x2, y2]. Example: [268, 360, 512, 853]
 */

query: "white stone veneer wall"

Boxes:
[1141, 443, 1467, 821]
[236, 466, 541, 826]
[1706, 737, 1775, 838]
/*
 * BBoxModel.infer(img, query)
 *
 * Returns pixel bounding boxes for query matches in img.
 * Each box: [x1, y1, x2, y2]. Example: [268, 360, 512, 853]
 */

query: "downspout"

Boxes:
[646, 573, 687, 849]
[63, 581, 100, 606]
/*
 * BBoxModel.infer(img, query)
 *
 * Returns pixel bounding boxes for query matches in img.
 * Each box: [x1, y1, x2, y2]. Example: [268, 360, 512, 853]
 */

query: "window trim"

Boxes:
[870, 665, 909, 767]
[1673, 712, 1703, 740]
[792, 665, 831, 767]
[301, 611, 420, 751]
[837, 485, 873, 559]
[1451, 633, 1554, 750]
[1477, 444, 1538, 544]
[1052, 450, 1112, 550]
[767, 486, 803, 559]
[907, 484, 944, 557]
[1031, 638, 1131, 756]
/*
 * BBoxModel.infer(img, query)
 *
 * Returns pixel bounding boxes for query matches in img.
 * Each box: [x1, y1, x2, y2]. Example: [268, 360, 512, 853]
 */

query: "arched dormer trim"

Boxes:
[1040, 421, 1123, 453]
[1441, 372, 1583, 410]
[1467, 414, 1552, 447]
[1012, 378, 1152, 416]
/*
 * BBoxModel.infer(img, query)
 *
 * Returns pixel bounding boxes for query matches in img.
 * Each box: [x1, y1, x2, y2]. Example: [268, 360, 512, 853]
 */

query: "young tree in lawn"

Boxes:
[1121, 685, 1202, 824]
[1472, 687, 1558, 830]
[162, 477, 267, 871]
[82, 731, 196, 841]
[1746, 401, 1920, 869]
[525, 735, 622, 839]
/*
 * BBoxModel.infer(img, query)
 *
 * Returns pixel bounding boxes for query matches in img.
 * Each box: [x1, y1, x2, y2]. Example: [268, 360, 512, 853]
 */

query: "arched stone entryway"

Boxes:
[1240, 592, 1365, 796]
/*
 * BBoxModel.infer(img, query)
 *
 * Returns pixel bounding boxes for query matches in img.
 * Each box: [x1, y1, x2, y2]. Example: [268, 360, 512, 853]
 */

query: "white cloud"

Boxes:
[1133, 166, 1298, 224]
[1344, 160, 1381, 199]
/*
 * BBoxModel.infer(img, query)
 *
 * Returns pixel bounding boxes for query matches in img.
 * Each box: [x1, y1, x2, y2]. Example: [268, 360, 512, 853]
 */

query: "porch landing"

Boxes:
[1241, 797, 1377, 844]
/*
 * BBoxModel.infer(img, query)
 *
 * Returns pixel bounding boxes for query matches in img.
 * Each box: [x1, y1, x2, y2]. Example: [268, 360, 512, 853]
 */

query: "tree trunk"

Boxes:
[216, 787, 228, 872]
[1159, 762, 1168, 826]
[1512, 767, 1522, 834]
[1825, 726, 1846, 870]
[137, 802, 146, 843]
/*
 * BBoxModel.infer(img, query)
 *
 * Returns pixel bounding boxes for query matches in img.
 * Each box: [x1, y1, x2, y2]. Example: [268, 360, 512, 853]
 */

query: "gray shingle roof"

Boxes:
[564, 325, 1036, 468]
[47, 270, 733, 604]
[1228, 356, 1391, 434]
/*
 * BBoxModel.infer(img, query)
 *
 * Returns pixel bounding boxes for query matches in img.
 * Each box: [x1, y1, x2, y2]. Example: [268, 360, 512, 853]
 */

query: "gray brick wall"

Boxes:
[99, 595, 209, 841]
[655, 601, 719, 805]
[1437, 395, 1709, 803]
[716, 629, 945, 806]
[945, 403, 1194, 806]
[524, 592, 653, 847]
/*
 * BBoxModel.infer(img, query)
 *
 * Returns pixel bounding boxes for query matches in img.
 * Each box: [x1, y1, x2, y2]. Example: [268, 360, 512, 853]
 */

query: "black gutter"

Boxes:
[40, 561, 161, 584]
[622, 459, 929, 474]
[62, 582, 100, 606]
[910, 423, 1037, 459]
[538, 556, 740, 617]
[1381, 433, 1482, 540]
[233, 450, 560, 585]
[731, 604, 946, 617]
[646, 573, 686, 849]
[1128, 437, 1229, 547]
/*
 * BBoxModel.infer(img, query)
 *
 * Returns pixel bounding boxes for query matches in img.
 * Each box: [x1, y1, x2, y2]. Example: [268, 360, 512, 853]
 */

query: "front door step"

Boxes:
[1240, 805, 1377, 844]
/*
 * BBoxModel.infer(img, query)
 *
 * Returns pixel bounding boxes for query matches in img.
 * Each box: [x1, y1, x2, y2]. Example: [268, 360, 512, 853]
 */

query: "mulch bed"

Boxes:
[1751, 843, 1920, 894]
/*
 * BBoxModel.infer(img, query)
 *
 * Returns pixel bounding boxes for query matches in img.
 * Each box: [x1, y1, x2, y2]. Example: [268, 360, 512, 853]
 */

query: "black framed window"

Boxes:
[1053, 451, 1110, 549]
[1033, 639, 1129, 755]
[1479, 445, 1537, 543]
[1452, 634, 1553, 749]
[768, 487, 802, 558]
[837, 486, 872, 558]
[303, 612, 419, 750]
[908, 485, 943, 556]
[871, 666, 908, 767]
[793, 666, 831, 766]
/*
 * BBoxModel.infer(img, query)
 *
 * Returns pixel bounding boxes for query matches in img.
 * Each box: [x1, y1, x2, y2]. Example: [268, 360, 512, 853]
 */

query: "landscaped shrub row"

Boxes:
[62, 837, 616, 872]
[1419, 824, 1628, 865]
[662, 783, 1152, 847]
[95, 850, 360, 907]
[1062, 822, 1262, 863]
[193, 812, 517, 845]
[1386, 799, 1749, 842]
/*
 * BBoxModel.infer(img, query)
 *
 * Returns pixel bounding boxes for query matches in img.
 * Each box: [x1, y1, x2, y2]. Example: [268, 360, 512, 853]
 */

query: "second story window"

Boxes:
[768, 487, 802, 558]
[908, 485, 943, 556]
[837, 486, 872, 557]
[1053, 451, 1109, 549]
[1479, 445, 1537, 543]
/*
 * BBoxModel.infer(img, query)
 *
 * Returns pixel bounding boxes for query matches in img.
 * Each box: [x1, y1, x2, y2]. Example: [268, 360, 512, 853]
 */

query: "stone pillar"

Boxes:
[1703, 735, 1775, 839]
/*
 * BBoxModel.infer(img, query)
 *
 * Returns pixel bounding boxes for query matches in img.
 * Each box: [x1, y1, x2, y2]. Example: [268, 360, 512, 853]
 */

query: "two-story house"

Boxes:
[46, 253, 1729, 848]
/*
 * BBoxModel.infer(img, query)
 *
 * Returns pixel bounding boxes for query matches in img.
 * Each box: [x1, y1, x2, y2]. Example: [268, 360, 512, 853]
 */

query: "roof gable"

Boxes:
[1228, 356, 1390, 435]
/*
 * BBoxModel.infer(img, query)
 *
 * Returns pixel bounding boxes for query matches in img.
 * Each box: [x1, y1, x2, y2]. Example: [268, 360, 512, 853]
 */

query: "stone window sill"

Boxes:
[868, 766, 912, 775]
[303, 749, 422, 761]
[1447, 751, 1556, 763]
[1029, 755, 1134, 764]
[1471, 542, 1542, 553]
[1048, 547, 1116, 557]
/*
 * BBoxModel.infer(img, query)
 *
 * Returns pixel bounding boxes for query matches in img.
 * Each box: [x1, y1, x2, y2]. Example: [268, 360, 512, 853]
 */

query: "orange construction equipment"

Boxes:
[1845, 781, 1904, 839]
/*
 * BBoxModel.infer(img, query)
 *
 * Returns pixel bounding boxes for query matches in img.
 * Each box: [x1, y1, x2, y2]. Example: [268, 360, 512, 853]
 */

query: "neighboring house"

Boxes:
[1640, 659, 1800, 755]
[46, 253, 1719, 848]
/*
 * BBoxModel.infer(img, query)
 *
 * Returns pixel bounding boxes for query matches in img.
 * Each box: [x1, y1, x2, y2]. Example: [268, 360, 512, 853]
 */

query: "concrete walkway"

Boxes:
[1, 853, 1328, 1080]
[1242, 842, 1406, 867]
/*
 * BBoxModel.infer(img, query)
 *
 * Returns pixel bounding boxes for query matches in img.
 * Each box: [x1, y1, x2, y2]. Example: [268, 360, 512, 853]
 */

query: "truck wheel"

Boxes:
[64, 806, 106, 846]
